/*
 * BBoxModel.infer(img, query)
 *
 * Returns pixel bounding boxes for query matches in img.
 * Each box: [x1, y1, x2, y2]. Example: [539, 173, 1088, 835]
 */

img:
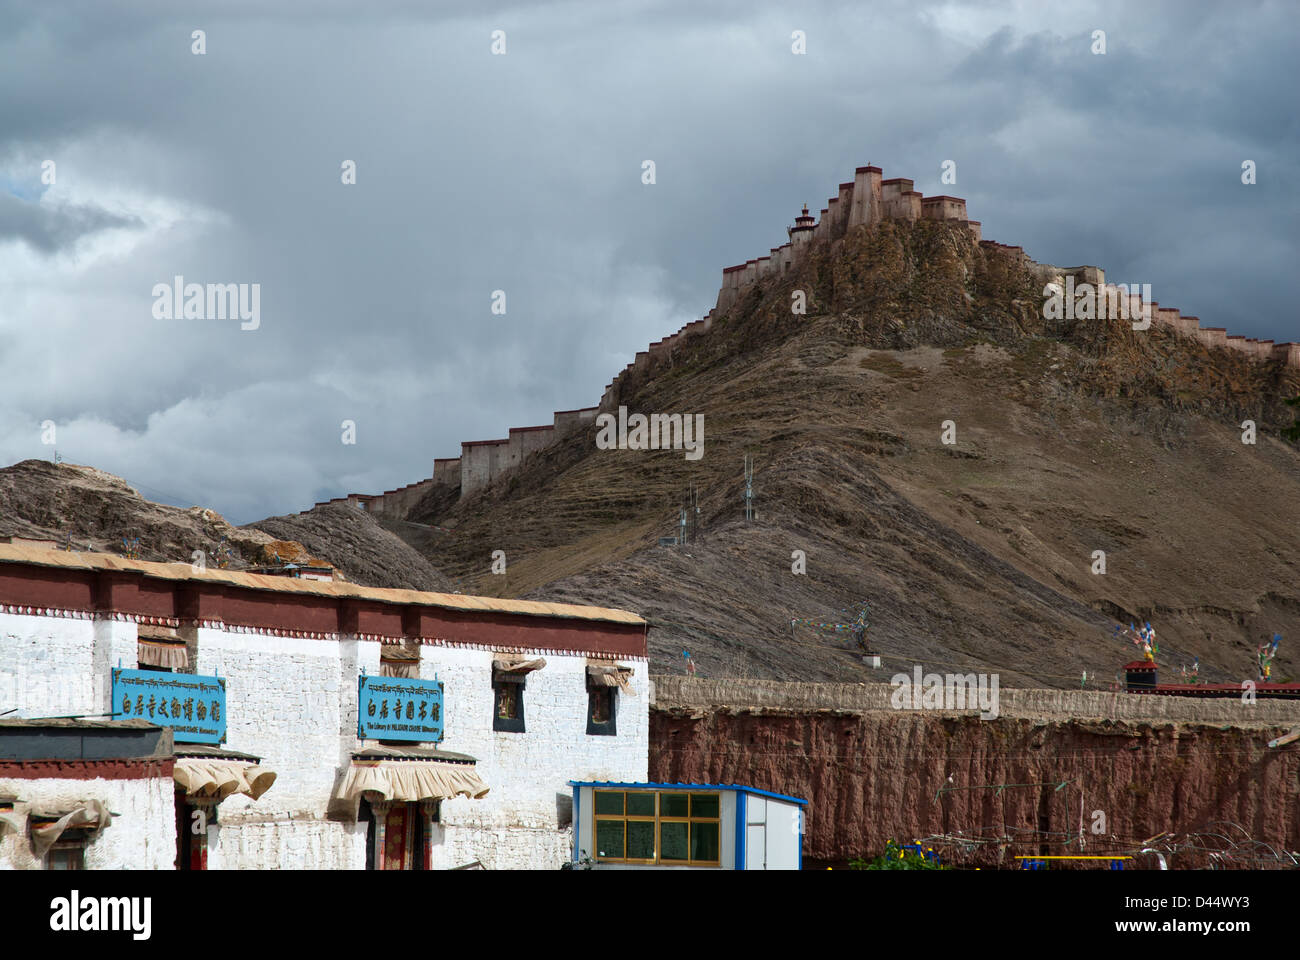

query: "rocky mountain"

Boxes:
[393, 218, 1300, 687]
[0, 459, 451, 592]
[6, 216, 1296, 688]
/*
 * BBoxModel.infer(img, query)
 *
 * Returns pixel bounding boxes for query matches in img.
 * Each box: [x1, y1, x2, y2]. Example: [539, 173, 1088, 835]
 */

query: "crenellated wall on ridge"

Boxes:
[303, 162, 1299, 521]
[433, 457, 461, 486]
[507, 425, 555, 473]
[304, 404, 603, 515]
[1028, 263, 1296, 367]
[460, 438, 508, 496]
[704, 163, 1296, 379]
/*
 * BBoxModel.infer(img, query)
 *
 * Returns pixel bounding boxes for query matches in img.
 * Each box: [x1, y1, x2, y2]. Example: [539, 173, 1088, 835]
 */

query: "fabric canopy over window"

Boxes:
[380, 640, 421, 678]
[587, 662, 635, 695]
[138, 625, 189, 669]
[28, 799, 112, 858]
[173, 757, 277, 801]
[0, 807, 26, 840]
[336, 756, 490, 816]
[492, 655, 546, 678]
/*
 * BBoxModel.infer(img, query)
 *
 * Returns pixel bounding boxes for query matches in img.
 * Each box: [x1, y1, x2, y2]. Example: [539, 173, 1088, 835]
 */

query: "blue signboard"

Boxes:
[358, 674, 443, 742]
[111, 668, 227, 744]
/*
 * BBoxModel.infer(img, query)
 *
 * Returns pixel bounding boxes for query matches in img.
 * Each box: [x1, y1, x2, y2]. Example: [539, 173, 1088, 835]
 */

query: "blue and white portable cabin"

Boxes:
[569, 781, 807, 870]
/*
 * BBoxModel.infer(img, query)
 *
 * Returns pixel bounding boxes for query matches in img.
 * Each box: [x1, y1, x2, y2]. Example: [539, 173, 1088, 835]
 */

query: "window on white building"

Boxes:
[30, 802, 111, 869]
[138, 625, 189, 673]
[587, 685, 615, 735]
[491, 657, 544, 734]
[47, 834, 88, 870]
[493, 679, 524, 732]
[379, 640, 420, 679]
[586, 662, 632, 737]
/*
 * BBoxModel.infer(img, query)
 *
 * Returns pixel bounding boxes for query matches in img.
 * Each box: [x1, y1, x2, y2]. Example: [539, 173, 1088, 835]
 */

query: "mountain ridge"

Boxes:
[4, 213, 1296, 689]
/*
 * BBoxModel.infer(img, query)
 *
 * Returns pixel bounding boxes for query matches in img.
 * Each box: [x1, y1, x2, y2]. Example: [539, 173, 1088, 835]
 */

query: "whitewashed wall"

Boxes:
[419, 646, 649, 870]
[0, 613, 135, 719]
[194, 627, 369, 870]
[0, 773, 175, 871]
[0, 611, 648, 870]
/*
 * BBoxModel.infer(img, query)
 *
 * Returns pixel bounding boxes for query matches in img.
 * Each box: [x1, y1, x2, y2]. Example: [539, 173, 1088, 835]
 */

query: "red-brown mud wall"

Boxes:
[649, 708, 1300, 867]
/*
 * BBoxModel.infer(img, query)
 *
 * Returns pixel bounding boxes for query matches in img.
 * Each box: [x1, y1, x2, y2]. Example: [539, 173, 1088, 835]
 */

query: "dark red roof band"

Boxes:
[0, 758, 176, 781]
[0, 564, 647, 657]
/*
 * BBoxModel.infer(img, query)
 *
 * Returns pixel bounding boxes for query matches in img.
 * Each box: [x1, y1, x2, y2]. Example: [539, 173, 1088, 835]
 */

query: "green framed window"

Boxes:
[592, 790, 722, 866]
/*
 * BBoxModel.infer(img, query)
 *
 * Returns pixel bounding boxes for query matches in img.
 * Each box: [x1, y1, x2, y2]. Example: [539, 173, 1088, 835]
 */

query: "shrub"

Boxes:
[849, 839, 946, 870]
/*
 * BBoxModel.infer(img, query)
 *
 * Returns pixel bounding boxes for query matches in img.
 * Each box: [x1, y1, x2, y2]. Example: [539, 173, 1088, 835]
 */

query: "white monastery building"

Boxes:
[0, 543, 648, 870]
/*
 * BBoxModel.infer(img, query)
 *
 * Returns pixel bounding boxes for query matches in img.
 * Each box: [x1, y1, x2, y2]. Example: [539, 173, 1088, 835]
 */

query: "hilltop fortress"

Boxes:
[309, 164, 1300, 517]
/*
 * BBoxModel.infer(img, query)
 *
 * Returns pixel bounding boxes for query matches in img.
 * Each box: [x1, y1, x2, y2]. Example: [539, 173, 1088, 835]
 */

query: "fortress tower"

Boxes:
[788, 203, 817, 246]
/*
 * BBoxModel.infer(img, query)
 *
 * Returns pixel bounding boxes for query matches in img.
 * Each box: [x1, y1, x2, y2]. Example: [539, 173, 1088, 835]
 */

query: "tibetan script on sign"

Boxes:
[111, 668, 227, 744]
[358, 675, 444, 742]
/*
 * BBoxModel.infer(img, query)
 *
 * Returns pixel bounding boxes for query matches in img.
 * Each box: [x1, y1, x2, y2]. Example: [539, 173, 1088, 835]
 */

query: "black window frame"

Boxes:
[361, 801, 376, 871]
[47, 839, 87, 870]
[492, 671, 527, 733]
[42, 826, 92, 870]
[586, 683, 617, 736]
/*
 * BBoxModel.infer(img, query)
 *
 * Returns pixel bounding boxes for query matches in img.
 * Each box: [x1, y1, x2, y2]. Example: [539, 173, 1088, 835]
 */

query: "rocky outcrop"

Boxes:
[0, 460, 452, 592]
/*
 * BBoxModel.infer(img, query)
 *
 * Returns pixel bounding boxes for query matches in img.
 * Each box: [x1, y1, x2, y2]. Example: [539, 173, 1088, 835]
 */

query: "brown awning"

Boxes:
[335, 758, 490, 814]
[28, 800, 112, 858]
[493, 656, 546, 675]
[380, 640, 421, 678]
[173, 757, 277, 801]
[0, 809, 26, 838]
[138, 633, 189, 670]
[586, 661, 635, 694]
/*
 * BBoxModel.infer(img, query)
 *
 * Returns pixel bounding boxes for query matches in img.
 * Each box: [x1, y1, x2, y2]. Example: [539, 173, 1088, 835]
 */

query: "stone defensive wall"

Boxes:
[650, 675, 1300, 726]
[1026, 260, 1298, 365]
[308, 162, 1298, 519]
[306, 406, 600, 514]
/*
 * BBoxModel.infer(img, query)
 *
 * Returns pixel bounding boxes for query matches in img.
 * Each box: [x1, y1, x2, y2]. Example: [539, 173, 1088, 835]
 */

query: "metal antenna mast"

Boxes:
[743, 455, 754, 521]
[679, 482, 701, 545]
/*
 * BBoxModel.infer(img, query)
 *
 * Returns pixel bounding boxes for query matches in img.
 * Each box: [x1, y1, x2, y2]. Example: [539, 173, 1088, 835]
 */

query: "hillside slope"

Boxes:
[0, 460, 451, 591]
[398, 219, 1300, 686]
[252, 504, 453, 592]
[7, 216, 1292, 689]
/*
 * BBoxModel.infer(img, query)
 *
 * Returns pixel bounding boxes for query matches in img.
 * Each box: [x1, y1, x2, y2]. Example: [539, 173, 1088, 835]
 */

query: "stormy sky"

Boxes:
[1, 0, 1296, 524]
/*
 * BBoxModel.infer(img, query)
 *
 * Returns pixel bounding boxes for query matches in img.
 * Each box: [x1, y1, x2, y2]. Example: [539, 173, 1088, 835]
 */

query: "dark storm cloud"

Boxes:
[0, 0, 1295, 524]
[0, 190, 142, 253]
